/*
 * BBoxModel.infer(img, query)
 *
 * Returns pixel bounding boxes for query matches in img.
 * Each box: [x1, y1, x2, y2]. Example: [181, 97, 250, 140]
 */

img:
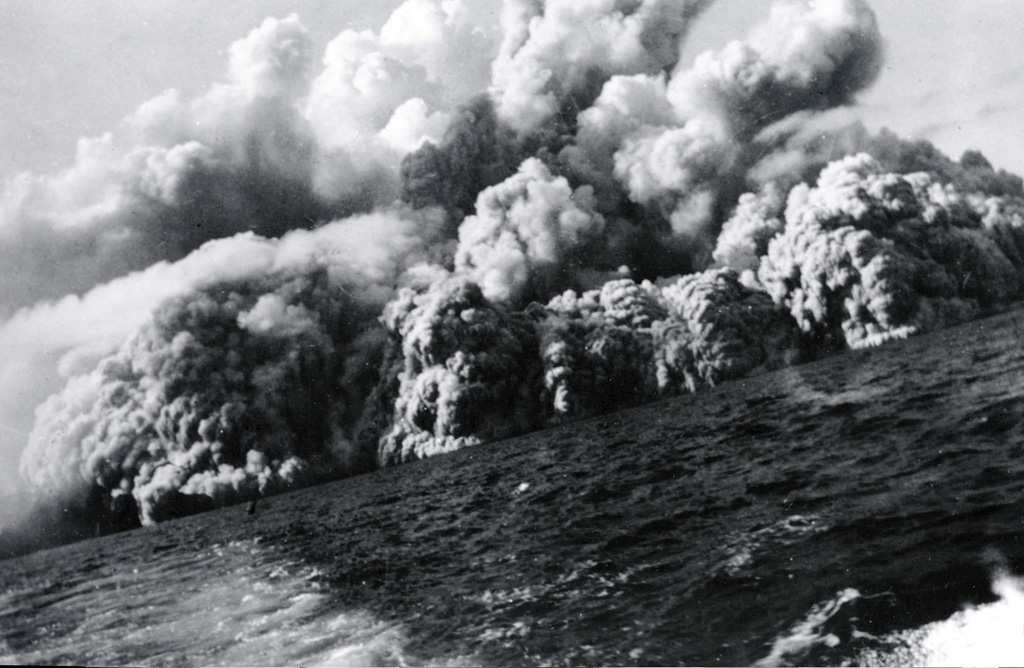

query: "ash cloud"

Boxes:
[25, 276, 364, 526]
[368, 268, 797, 464]
[454, 157, 609, 305]
[14, 206, 447, 530]
[490, 0, 714, 136]
[599, 0, 884, 266]
[0, 16, 326, 314]
[4, 0, 1024, 547]
[0, 9, 487, 316]
[666, 0, 883, 139]
[757, 154, 1023, 350]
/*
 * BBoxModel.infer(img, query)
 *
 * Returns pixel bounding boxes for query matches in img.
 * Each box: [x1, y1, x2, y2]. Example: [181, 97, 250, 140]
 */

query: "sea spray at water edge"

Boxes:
[3, 0, 1024, 544]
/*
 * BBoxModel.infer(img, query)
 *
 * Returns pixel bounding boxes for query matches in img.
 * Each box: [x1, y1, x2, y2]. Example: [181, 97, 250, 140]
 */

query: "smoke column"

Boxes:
[3, 0, 1024, 553]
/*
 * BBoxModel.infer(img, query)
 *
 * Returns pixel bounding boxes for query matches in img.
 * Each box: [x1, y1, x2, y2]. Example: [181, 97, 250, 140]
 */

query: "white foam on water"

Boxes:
[720, 515, 828, 577]
[753, 587, 861, 667]
[753, 570, 1024, 667]
[0, 539, 413, 667]
[859, 571, 1024, 667]
[193, 586, 411, 668]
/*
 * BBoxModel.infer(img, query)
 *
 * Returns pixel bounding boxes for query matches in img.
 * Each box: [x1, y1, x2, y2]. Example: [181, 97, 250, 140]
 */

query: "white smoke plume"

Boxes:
[0, 15, 322, 314]
[712, 184, 787, 284]
[304, 0, 498, 198]
[0, 7, 487, 317]
[665, 0, 883, 139]
[560, 73, 678, 209]
[612, 119, 738, 238]
[600, 0, 883, 264]
[5, 0, 1024, 552]
[490, 0, 713, 135]
[454, 157, 608, 305]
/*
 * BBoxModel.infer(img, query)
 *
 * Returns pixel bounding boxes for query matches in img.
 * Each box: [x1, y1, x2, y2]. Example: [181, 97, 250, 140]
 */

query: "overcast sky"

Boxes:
[1, 0, 1022, 178]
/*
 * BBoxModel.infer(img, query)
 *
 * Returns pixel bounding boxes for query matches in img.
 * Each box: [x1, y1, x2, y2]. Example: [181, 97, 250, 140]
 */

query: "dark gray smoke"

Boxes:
[4, 0, 1024, 545]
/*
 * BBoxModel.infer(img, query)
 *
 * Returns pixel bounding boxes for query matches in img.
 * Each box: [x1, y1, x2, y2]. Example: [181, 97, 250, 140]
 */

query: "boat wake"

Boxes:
[754, 566, 1024, 667]
[0, 539, 411, 667]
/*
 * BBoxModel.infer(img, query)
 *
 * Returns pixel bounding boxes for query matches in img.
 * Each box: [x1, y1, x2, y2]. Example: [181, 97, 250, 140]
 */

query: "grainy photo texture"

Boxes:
[1, 0, 1024, 665]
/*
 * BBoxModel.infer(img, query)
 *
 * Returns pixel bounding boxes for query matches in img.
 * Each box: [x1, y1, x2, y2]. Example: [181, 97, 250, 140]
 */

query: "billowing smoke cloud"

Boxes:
[712, 184, 786, 283]
[6, 0, 1024, 551]
[372, 270, 797, 464]
[304, 0, 498, 198]
[454, 157, 609, 305]
[399, 95, 523, 222]
[665, 0, 883, 139]
[560, 73, 678, 208]
[0, 7, 490, 316]
[374, 278, 543, 465]
[756, 154, 1023, 350]
[490, 0, 713, 135]
[0, 1, 490, 546]
[25, 277, 362, 526]
[0, 16, 324, 313]
[14, 205, 446, 529]
[537, 270, 796, 416]
[748, 116, 1024, 200]
[600, 0, 883, 265]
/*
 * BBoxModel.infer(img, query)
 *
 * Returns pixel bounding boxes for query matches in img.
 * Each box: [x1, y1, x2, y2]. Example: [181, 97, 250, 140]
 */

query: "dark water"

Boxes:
[4, 309, 1024, 666]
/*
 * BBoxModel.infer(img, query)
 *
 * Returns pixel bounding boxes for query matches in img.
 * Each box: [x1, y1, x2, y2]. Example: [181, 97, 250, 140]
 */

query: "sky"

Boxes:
[1, 0, 1023, 180]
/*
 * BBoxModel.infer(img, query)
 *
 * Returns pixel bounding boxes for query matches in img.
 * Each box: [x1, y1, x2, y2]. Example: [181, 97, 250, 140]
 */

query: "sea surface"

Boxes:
[3, 308, 1024, 666]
